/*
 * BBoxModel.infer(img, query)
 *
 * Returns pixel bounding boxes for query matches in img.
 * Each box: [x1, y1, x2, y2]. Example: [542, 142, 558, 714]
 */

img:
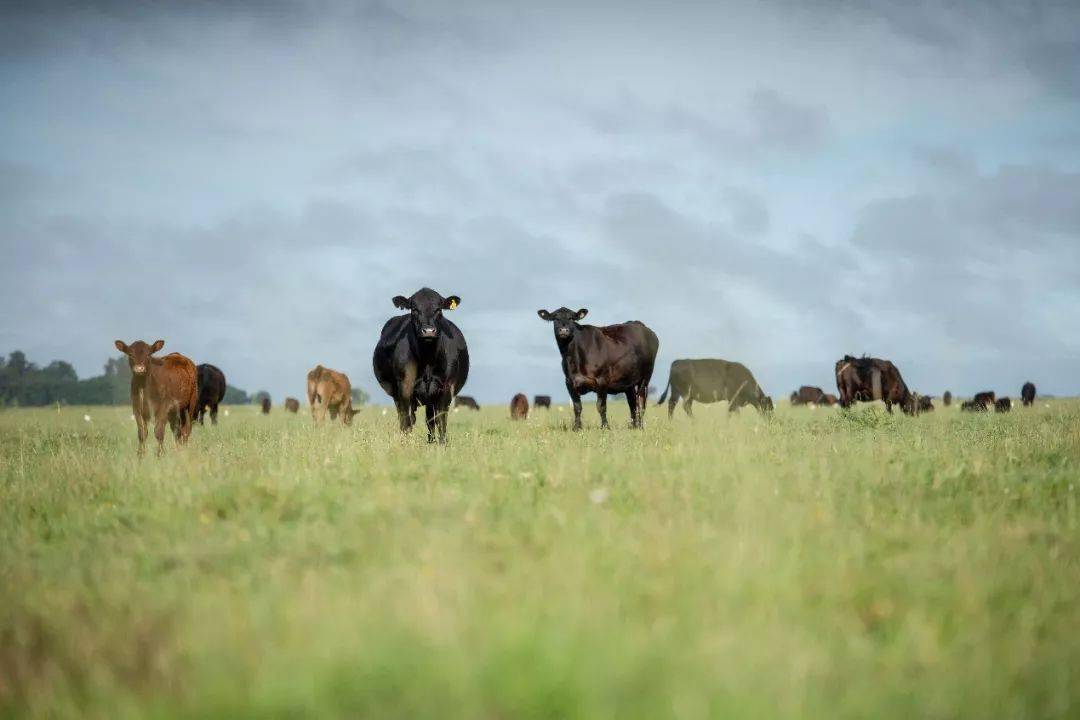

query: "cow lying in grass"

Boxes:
[114, 339, 197, 456]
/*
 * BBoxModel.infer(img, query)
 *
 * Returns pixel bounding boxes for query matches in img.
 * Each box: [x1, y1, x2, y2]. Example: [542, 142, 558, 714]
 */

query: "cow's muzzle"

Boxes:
[419, 326, 438, 338]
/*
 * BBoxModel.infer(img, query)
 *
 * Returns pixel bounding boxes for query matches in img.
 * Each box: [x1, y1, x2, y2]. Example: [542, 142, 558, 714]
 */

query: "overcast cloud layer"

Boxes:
[2, 0, 1079, 403]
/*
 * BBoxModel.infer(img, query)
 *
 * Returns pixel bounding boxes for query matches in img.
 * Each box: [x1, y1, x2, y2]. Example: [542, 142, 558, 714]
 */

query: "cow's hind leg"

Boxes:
[210, 403, 218, 425]
[596, 392, 609, 429]
[626, 391, 638, 428]
[683, 396, 694, 418]
[636, 384, 648, 428]
[667, 387, 679, 419]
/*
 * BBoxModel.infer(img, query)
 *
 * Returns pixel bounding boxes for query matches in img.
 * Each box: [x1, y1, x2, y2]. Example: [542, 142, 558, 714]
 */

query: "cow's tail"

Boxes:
[657, 378, 671, 405]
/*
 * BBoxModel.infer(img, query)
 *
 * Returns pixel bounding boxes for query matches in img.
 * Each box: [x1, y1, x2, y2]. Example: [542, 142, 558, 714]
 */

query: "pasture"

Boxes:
[2, 400, 1079, 718]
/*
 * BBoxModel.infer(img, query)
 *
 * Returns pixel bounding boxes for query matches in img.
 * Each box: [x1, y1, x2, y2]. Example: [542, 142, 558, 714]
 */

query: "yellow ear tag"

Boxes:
[449, 299, 457, 309]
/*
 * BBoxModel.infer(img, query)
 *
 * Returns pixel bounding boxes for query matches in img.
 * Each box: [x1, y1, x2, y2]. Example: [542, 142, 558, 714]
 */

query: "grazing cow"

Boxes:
[1021, 382, 1036, 407]
[510, 393, 529, 420]
[306, 365, 359, 425]
[261, 397, 271, 414]
[791, 385, 826, 405]
[943, 390, 953, 407]
[917, 395, 935, 412]
[834, 355, 916, 414]
[534, 395, 552, 409]
[374, 288, 469, 443]
[995, 397, 1012, 413]
[538, 307, 658, 430]
[455, 395, 480, 411]
[972, 391, 995, 410]
[114, 339, 197, 456]
[961, 399, 988, 412]
[284, 397, 300, 413]
[195, 363, 226, 425]
[657, 359, 772, 418]
[821, 393, 839, 406]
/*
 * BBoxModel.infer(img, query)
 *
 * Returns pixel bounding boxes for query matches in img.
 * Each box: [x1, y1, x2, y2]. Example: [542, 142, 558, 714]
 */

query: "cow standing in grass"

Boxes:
[373, 288, 469, 444]
[307, 365, 359, 425]
[195, 363, 226, 425]
[115, 339, 197, 456]
[657, 359, 772, 418]
[972, 391, 995, 410]
[455, 395, 480, 411]
[1021, 382, 1036, 407]
[510, 393, 529, 420]
[284, 397, 300, 413]
[534, 395, 552, 409]
[537, 307, 658, 430]
[835, 355, 916, 415]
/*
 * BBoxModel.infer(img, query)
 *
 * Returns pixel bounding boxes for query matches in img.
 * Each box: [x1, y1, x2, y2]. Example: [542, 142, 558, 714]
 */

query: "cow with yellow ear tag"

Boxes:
[373, 288, 469, 444]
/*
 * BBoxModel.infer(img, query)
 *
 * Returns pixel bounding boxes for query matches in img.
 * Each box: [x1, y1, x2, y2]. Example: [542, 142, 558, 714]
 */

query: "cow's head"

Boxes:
[393, 288, 460, 341]
[114, 339, 164, 376]
[759, 395, 775, 414]
[537, 307, 588, 341]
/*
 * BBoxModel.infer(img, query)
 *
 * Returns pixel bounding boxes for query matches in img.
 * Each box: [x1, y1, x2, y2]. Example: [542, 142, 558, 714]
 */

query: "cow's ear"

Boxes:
[150, 339, 164, 353]
[575, 308, 588, 320]
[443, 295, 460, 310]
[392, 295, 411, 310]
[537, 309, 553, 321]
[114, 340, 128, 354]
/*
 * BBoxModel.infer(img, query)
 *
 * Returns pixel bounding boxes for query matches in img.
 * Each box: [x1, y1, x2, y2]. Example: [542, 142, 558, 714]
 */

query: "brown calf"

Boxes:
[284, 397, 300, 413]
[510, 393, 529, 420]
[307, 365, 359, 425]
[115, 339, 197, 456]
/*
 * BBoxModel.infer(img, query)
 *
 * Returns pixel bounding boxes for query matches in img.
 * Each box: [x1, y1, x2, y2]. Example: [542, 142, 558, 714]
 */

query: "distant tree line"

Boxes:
[0, 350, 251, 407]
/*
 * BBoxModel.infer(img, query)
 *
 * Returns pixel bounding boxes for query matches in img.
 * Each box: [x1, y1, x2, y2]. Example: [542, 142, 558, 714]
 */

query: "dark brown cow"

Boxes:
[261, 397, 271, 414]
[917, 395, 934, 412]
[455, 395, 480, 410]
[658, 359, 772, 417]
[195, 363, 226, 425]
[821, 393, 838, 406]
[510, 393, 529, 420]
[791, 386, 826, 405]
[961, 399, 987, 412]
[1021, 382, 1036, 407]
[534, 395, 552, 409]
[307, 365, 358, 425]
[538, 307, 659, 430]
[114, 339, 197, 456]
[835, 355, 916, 415]
[972, 391, 995, 410]
[284, 397, 300, 413]
[995, 397, 1012, 413]
[943, 390, 953, 407]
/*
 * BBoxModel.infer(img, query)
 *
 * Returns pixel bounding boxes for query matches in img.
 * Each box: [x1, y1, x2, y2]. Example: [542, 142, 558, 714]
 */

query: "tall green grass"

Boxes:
[2, 400, 1078, 718]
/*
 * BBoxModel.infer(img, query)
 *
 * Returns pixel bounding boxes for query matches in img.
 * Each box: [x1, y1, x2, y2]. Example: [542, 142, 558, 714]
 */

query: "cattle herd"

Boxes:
[113, 287, 1041, 454]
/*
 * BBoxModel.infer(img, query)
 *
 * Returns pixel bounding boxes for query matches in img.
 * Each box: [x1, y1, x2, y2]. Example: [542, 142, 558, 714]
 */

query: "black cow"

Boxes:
[657, 359, 773, 418]
[537, 307, 658, 430]
[195, 363, 227, 425]
[374, 288, 469, 444]
[454, 395, 480, 411]
[943, 390, 953, 407]
[917, 395, 934, 412]
[534, 395, 552, 409]
[1021, 382, 1036, 407]
[972, 391, 995, 410]
[995, 397, 1012, 413]
[961, 400, 988, 412]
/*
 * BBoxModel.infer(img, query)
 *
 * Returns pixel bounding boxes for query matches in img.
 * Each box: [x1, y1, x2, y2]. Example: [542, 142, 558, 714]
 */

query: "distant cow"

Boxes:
[306, 365, 358, 425]
[835, 355, 916, 414]
[114, 339, 197, 456]
[534, 395, 552, 409]
[261, 397, 271, 414]
[995, 397, 1012, 413]
[821, 393, 838, 406]
[510, 393, 529, 420]
[943, 390, 953, 407]
[455, 395, 480, 411]
[374, 288, 469, 443]
[1021, 382, 1036, 407]
[791, 385, 826, 405]
[961, 400, 988, 412]
[195, 363, 226, 425]
[538, 307, 658, 430]
[284, 397, 300, 413]
[657, 359, 773, 418]
[917, 395, 934, 412]
[972, 391, 995, 410]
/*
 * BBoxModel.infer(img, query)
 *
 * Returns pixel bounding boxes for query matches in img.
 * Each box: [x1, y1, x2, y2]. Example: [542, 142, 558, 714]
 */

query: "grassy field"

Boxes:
[1, 399, 1079, 719]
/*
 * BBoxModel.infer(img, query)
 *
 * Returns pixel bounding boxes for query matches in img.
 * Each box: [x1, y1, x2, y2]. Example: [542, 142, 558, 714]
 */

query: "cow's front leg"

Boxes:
[596, 392, 609, 429]
[436, 394, 452, 445]
[395, 395, 414, 432]
[134, 408, 148, 456]
[424, 402, 437, 443]
[566, 380, 583, 431]
[625, 391, 638, 427]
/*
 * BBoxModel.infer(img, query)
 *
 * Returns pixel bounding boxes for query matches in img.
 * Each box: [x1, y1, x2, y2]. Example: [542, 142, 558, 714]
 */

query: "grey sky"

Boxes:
[2, 0, 1078, 403]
